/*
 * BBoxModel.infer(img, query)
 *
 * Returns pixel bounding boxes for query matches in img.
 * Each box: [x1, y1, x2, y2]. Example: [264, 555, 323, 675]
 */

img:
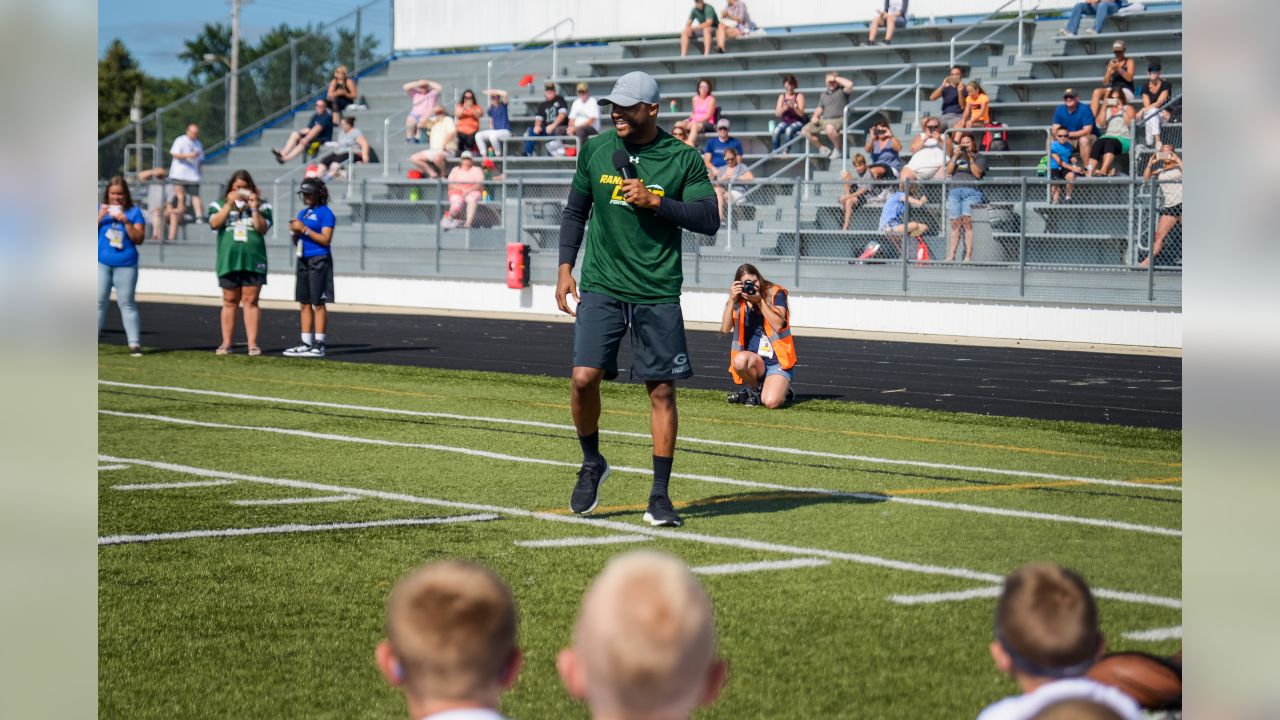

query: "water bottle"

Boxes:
[669, 99, 678, 113]
[768, 119, 777, 134]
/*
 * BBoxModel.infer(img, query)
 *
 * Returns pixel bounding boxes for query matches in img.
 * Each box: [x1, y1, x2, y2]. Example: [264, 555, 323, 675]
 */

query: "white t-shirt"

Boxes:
[168, 134, 204, 182]
[420, 709, 508, 720]
[569, 96, 600, 130]
[886, 0, 906, 13]
[977, 678, 1143, 720]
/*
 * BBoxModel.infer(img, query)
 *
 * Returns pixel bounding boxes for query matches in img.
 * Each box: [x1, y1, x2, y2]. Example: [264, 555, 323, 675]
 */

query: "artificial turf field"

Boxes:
[97, 344, 1182, 719]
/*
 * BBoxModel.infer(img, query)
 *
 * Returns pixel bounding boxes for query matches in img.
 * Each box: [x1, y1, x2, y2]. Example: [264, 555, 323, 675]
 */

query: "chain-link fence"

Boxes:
[121, 172, 1181, 307]
[97, 0, 393, 179]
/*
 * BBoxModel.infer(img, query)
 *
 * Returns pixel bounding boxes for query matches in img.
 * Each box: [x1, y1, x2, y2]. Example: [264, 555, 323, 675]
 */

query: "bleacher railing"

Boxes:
[485, 18, 575, 93]
[97, 0, 393, 179]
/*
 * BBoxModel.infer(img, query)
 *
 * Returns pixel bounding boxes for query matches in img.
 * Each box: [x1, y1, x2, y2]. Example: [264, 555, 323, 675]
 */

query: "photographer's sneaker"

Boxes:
[283, 343, 313, 357]
[643, 495, 683, 527]
[743, 385, 762, 407]
[570, 459, 609, 514]
[727, 387, 751, 404]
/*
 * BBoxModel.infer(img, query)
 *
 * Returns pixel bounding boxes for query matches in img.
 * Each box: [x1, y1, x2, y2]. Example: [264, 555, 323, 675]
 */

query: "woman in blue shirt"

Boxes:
[475, 89, 512, 157]
[97, 176, 147, 356]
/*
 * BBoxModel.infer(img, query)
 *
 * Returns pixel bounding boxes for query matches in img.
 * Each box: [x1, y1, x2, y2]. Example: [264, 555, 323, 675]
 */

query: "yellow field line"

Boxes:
[98, 360, 1180, 469]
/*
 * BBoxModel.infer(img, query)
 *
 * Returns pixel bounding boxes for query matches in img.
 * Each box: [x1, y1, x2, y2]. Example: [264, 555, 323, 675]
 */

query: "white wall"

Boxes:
[393, 0, 1079, 51]
[135, 270, 1182, 348]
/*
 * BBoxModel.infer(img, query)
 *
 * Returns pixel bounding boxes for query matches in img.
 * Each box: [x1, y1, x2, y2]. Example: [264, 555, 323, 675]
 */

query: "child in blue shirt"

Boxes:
[1048, 128, 1086, 204]
[284, 178, 337, 358]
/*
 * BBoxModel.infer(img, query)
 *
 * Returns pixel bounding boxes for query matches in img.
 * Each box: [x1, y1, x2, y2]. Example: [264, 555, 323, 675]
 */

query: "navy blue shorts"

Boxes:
[572, 291, 693, 381]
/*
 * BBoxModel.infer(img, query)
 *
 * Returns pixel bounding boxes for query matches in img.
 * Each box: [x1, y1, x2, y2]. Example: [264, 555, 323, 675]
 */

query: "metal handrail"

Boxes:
[839, 64, 917, 171]
[728, 133, 813, 251]
[949, 0, 1034, 67]
[383, 107, 415, 177]
[485, 18, 575, 93]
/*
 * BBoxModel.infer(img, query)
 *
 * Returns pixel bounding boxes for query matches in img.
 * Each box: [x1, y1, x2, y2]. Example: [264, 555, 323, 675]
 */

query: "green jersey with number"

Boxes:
[570, 128, 714, 304]
[209, 200, 273, 277]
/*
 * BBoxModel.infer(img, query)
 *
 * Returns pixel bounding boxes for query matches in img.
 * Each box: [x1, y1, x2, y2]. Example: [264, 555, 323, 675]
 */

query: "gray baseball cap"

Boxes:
[598, 71, 661, 107]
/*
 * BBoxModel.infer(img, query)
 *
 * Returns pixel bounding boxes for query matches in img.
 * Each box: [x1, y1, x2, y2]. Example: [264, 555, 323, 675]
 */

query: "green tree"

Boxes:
[98, 39, 149, 138]
[177, 22, 233, 85]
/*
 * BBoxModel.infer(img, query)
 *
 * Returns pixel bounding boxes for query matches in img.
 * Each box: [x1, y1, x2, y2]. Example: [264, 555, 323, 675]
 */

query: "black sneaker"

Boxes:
[744, 385, 762, 407]
[643, 495, 683, 527]
[727, 387, 751, 404]
[570, 459, 609, 514]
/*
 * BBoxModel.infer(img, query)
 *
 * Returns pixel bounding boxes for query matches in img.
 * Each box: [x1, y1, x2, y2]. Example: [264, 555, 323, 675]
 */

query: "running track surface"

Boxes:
[102, 301, 1181, 429]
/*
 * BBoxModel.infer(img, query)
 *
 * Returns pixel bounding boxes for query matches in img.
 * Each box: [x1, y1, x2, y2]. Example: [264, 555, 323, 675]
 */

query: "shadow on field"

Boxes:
[593, 489, 888, 522]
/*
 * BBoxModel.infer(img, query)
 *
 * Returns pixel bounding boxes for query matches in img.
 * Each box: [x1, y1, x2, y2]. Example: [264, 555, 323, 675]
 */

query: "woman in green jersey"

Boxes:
[208, 170, 272, 355]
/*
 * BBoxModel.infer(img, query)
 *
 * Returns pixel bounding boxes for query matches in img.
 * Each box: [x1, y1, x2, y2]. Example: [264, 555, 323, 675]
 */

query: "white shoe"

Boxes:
[283, 343, 313, 357]
[305, 343, 326, 358]
[1057, 28, 1073, 37]
[818, 146, 833, 157]
[1082, 27, 1097, 35]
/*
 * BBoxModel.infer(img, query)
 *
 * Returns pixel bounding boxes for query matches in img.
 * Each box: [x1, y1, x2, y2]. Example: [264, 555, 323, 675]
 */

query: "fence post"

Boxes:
[901, 184, 910, 293]
[726, 192, 735, 251]
[290, 41, 298, 108]
[1018, 177, 1028, 297]
[434, 179, 444, 274]
[793, 178, 802, 288]
[514, 179, 524, 250]
[359, 178, 368, 271]
[354, 6, 363, 70]
[155, 110, 164, 171]
[224, 77, 232, 149]
[1147, 178, 1158, 301]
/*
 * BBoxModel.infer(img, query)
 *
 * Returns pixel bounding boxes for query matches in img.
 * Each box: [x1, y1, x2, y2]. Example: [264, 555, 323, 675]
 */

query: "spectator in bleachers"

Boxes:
[441, 152, 487, 231]
[271, 98, 335, 163]
[899, 116, 947, 189]
[1048, 127, 1085, 204]
[569, 82, 601, 148]
[1058, 0, 1130, 38]
[162, 183, 195, 242]
[804, 71, 854, 157]
[839, 154, 874, 231]
[930, 65, 968, 130]
[865, 120, 903, 180]
[869, 0, 909, 46]
[557, 551, 726, 719]
[326, 65, 357, 123]
[316, 116, 375, 181]
[877, 184, 928, 256]
[1139, 62, 1172, 148]
[685, 78, 718, 147]
[409, 105, 457, 179]
[1138, 145, 1181, 267]
[454, 89, 484, 157]
[208, 170, 271, 356]
[945, 133, 986, 262]
[979, 563, 1141, 720]
[717, 0, 759, 53]
[403, 78, 443, 143]
[167, 123, 205, 222]
[680, 0, 719, 57]
[98, 176, 146, 357]
[960, 80, 991, 129]
[722, 264, 795, 407]
[671, 122, 695, 147]
[524, 81, 569, 156]
[376, 560, 521, 720]
[284, 178, 336, 359]
[1051, 88, 1096, 169]
[475, 89, 513, 157]
[712, 147, 754, 221]
[702, 118, 744, 171]
[772, 74, 808, 152]
[1085, 87, 1133, 176]
[1090, 40, 1136, 117]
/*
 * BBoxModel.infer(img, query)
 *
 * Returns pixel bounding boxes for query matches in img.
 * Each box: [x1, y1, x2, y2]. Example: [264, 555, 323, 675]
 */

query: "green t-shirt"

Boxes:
[689, 3, 719, 24]
[570, 128, 715, 304]
[208, 200, 273, 276]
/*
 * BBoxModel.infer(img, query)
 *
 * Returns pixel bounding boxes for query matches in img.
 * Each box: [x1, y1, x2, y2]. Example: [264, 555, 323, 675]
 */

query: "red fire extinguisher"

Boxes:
[506, 243, 530, 289]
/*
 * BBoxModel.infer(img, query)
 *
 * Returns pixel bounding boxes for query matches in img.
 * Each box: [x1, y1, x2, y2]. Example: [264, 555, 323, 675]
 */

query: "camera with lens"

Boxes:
[741, 279, 758, 296]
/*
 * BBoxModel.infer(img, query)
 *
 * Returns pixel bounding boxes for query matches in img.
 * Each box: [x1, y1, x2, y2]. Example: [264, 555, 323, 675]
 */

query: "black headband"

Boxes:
[993, 625, 1100, 679]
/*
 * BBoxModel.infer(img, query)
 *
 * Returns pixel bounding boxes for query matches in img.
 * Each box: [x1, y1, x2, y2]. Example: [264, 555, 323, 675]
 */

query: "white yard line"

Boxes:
[889, 586, 1003, 605]
[516, 534, 651, 548]
[1122, 626, 1182, 641]
[113, 480, 236, 491]
[97, 380, 1179, 493]
[230, 495, 360, 506]
[693, 558, 831, 576]
[98, 464, 130, 471]
[98, 514, 499, 546]
[97, 455, 1182, 610]
[97, 410, 1181, 538]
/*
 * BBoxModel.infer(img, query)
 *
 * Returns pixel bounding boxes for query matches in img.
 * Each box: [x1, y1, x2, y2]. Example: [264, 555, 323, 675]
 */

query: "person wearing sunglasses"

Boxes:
[1048, 128, 1085, 204]
[899, 116, 947, 189]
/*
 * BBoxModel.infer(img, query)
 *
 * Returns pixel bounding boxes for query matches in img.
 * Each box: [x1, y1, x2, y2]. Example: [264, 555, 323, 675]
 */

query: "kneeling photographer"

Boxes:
[721, 264, 796, 408]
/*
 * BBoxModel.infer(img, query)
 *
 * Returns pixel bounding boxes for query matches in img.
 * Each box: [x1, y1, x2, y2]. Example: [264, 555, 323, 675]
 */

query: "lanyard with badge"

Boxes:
[105, 206, 125, 249]
[232, 202, 251, 243]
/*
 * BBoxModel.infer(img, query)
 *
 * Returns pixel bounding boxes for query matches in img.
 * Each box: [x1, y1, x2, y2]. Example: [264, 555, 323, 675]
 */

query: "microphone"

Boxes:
[612, 149, 637, 180]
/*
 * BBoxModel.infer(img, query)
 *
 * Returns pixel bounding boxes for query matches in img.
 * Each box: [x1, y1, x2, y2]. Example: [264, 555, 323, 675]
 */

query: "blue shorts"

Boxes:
[947, 186, 983, 217]
[765, 363, 794, 382]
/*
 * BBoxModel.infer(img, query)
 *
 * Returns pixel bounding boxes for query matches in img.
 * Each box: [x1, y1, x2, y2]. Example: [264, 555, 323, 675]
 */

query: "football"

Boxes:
[1086, 652, 1182, 710]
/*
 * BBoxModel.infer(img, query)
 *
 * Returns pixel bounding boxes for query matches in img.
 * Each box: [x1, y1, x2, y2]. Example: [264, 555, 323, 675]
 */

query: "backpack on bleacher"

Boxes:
[981, 122, 1008, 152]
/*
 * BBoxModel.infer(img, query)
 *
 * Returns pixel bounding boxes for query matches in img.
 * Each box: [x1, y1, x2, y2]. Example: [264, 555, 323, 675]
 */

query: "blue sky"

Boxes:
[99, 0, 368, 79]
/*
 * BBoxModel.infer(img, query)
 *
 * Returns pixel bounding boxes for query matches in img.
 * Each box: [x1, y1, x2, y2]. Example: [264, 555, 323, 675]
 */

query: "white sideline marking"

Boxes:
[98, 464, 129, 471]
[889, 586, 1003, 605]
[97, 410, 1182, 538]
[230, 494, 359, 506]
[516, 534, 650, 548]
[113, 480, 236, 490]
[97, 380, 1179, 493]
[98, 514, 499, 546]
[693, 558, 831, 576]
[98, 455, 1183, 610]
[1122, 626, 1182, 641]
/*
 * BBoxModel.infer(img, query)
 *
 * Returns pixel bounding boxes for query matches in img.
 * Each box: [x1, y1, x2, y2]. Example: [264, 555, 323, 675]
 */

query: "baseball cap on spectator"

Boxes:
[544, 81, 557, 91]
[716, 118, 731, 130]
[1112, 39, 1126, 51]
[460, 150, 474, 159]
[576, 82, 589, 92]
[1063, 88, 1078, 98]
[1148, 61, 1162, 72]
[598, 71, 662, 107]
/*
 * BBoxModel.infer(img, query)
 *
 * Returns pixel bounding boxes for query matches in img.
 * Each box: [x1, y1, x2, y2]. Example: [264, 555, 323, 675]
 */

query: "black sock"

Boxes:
[578, 431, 603, 465]
[651, 455, 673, 498]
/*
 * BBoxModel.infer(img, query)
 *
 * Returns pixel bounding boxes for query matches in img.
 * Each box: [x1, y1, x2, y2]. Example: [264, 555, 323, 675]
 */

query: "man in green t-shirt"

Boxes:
[681, 0, 719, 56]
[556, 71, 719, 528]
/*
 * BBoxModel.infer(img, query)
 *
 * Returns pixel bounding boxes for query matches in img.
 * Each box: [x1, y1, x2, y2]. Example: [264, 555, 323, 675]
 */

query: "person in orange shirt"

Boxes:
[441, 152, 487, 230]
[454, 89, 484, 157]
[960, 80, 991, 129]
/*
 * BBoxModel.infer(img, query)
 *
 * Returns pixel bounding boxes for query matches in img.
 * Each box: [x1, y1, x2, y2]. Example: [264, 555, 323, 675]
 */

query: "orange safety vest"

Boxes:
[729, 284, 797, 384]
